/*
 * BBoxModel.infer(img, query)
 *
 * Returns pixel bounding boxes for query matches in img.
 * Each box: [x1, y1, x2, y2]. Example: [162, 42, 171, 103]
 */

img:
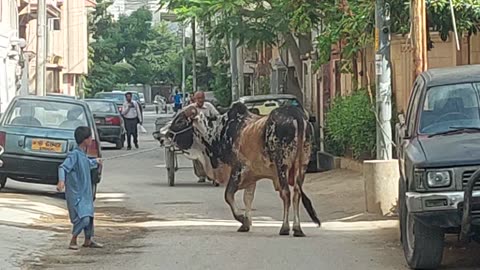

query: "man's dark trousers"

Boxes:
[124, 117, 139, 148]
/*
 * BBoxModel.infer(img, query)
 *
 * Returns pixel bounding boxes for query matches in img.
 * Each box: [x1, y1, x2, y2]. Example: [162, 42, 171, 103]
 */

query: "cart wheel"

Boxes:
[165, 148, 175, 186]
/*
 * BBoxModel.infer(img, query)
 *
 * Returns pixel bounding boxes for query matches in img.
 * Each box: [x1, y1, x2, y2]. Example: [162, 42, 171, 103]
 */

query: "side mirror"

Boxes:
[308, 116, 316, 123]
[250, 108, 260, 115]
[398, 113, 406, 126]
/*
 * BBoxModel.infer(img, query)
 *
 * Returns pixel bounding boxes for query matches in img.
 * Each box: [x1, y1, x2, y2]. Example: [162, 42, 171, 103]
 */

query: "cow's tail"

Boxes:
[296, 118, 321, 227]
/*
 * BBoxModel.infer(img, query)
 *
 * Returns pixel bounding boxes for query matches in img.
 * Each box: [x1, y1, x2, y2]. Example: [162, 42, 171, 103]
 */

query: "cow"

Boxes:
[166, 102, 321, 236]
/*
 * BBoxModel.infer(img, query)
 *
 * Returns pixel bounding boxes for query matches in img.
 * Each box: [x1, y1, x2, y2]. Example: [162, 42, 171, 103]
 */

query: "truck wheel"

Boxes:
[115, 139, 124, 150]
[92, 184, 98, 201]
[400, 177, 444, 269]
[0, 175, 7, 190]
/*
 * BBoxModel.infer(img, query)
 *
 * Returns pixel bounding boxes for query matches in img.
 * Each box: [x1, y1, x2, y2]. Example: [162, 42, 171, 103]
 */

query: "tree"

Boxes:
[85, 0, 121, 95]
[159, 0, 324, 97]
[86, 3, 186, 95]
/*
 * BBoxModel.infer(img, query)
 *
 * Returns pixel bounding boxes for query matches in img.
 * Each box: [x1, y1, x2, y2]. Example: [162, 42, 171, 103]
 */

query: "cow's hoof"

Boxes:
[237, 225, 250, 232]
[279, 227, 290, 236]
[293, 229, 306, 237]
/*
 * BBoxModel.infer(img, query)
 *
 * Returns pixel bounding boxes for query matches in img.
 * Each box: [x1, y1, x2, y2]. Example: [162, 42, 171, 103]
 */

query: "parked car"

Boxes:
[138, 92, 146, 108]
[94, 91, 143, 116]
[396, 65, 480, 269]
[46, 93, 77, 99]
[237, 94, 320, 172]
[84, 99, 125, 149]
[0, 96, 102, 198]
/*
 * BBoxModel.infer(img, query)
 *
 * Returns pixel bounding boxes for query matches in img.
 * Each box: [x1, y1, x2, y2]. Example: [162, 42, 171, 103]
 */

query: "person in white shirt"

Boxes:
[122, 92, 143, 150]
[154, 94, 165, 114]
[185, 91, 219, 119]
[185, 91, 220, 184]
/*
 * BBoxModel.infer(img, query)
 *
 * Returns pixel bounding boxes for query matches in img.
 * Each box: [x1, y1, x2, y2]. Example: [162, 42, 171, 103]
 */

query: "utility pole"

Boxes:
[191, 18, 197, 93]
[230, 38, 239, 102]
[36, 0, 47, 96]
[181, 23, 186, 102]
[375, 0, 392, 160]
[237, 45, 244, 97]
[412, 0, 428, 78]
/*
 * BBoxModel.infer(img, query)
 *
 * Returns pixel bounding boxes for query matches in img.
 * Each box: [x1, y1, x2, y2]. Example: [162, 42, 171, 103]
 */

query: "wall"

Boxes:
[331, 33, 480, 113]
[0, 0, 21, 112]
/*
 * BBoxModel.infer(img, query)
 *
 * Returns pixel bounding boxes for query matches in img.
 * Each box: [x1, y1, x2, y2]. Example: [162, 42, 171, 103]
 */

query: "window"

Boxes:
[419, 83, 480, 134]
[406, 78, 424, 134]
[6, 100, 88, 130]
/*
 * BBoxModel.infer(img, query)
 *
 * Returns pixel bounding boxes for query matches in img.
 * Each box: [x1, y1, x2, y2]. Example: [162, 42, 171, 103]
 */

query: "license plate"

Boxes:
[31, 139, 64, 153]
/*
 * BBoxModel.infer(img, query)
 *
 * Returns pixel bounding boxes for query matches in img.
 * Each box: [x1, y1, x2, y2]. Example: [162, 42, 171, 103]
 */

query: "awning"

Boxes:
[46, 55, 64, 69]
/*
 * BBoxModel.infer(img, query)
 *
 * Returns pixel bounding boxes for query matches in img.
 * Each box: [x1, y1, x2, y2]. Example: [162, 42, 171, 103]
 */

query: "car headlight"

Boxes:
[427, 171, 451, 188]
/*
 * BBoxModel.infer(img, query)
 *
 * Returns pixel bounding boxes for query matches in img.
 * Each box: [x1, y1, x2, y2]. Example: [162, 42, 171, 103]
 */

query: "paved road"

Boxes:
[2, 111, 480, 269]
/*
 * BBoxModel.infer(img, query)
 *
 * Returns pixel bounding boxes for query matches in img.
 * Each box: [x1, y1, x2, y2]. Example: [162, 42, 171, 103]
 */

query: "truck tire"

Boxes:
[0, 175, 7, 190]
[92, 184, 97, 201]
[400, 177, 445, 269]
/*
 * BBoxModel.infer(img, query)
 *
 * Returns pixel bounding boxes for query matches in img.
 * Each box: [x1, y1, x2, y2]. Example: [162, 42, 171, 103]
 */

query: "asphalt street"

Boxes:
[1, 111, 480, 269]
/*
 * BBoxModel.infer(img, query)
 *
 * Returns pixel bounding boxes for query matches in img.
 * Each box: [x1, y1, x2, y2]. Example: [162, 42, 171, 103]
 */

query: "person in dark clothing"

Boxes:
[121, 92, 143, 150]
[173, 90, 182, 112]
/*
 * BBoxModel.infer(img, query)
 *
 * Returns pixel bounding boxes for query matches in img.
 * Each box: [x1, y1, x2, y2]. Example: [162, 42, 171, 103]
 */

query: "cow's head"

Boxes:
[168, 106, 215, 153]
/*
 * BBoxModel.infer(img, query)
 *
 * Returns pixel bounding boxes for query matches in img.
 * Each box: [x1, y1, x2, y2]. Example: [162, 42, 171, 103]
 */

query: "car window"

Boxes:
[406, 79, 424, 134]
[6, 100, 88, 130]
[419, 83, 480, 134]
[86, 101, 117, 114]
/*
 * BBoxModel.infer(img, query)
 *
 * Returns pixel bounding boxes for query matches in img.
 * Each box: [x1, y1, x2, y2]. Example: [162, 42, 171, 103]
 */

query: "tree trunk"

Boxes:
[360, 49, 368, 88]
[284, 32, 304, 90]
[352, 53, 358, 90]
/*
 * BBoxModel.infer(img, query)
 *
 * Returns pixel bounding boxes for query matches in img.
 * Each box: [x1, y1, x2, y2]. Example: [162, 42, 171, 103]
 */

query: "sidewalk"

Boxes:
[304, 169, 398, 232]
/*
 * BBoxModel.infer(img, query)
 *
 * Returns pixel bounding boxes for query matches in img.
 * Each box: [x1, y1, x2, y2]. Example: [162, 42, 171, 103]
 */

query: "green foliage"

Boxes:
[86, 2, 203, 95]
[317, 0, 374, 71]
[325, 90, 376, 159]
[317, 0, 480, 69]
[208, 38, 231, 106]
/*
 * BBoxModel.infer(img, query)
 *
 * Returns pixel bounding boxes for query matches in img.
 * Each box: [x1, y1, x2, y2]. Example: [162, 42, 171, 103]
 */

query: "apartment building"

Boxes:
[19, 0, 95, 97]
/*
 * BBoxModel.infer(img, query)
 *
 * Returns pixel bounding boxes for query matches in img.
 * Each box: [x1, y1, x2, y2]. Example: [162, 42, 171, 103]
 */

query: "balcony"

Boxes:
[18, 0, 62, 20]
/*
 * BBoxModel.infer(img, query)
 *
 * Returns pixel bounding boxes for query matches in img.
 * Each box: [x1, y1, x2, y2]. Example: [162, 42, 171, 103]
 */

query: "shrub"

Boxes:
[325, 90, 376, 159]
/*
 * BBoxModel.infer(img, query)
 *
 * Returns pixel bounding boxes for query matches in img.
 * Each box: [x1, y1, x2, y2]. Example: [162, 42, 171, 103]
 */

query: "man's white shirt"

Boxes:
[185, 102, 219, 118]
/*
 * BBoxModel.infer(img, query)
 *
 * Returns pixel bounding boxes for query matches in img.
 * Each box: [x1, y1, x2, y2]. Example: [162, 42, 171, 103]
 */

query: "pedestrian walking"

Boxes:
[173, 90, 183, 113]
[122, 92, 143, 150]
[154, 94, 164, 114]
[57, 126, 103, 250]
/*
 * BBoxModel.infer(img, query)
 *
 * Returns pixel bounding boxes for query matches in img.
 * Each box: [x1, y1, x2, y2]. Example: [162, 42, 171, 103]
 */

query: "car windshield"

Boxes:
[6, 100, 88, 130]
[86, 101, 117, 114]
[419, 83, 480, 134]
[245, 98, 300, 108]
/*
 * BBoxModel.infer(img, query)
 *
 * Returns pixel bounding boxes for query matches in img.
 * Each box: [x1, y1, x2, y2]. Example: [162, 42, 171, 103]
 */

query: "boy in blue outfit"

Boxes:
[57, 126, 103, 250]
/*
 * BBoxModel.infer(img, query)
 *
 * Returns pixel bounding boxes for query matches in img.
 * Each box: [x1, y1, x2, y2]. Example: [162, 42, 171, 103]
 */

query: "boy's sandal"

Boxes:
[68, 244, 79, 250]
[83, 241, 103, 248]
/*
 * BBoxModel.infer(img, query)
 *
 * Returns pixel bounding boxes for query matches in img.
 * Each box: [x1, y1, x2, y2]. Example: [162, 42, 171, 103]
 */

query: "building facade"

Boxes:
[19, 0, 94, 97]
[0, 0, 24, 112]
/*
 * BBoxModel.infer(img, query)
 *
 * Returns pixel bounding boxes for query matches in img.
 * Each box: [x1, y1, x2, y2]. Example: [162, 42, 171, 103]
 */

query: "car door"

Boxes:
[398, 77, 424, 178]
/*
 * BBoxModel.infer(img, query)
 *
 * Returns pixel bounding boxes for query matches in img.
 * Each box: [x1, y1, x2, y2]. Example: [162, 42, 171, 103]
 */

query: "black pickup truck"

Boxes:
[395, 65, 480, 269]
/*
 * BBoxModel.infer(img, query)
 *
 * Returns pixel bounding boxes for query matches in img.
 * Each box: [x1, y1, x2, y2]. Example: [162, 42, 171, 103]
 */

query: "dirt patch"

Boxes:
[23, 206, 154, 270]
